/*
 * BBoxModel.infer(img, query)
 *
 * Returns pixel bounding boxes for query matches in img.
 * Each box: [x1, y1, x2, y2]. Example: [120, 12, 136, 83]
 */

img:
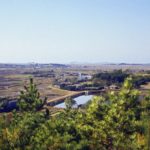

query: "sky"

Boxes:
[0, 0, 150, 64]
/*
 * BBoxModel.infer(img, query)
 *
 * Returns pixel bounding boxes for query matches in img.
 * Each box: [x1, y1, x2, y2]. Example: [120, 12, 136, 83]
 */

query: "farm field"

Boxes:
[0, 71, 70, 100]
[0, 63, 150, 101]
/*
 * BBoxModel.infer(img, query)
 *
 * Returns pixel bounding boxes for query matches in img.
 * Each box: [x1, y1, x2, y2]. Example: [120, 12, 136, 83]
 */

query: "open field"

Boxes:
[0, 74, 71, 100]
[0, 63, 150, 102]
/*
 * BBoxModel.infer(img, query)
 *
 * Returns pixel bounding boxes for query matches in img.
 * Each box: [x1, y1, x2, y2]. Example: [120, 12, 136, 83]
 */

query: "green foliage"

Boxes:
[80, 77, 142, 149]
[65, 97, 76, 110]
[0, 111, 47, 150]
[142, 90, 150, 150]
[93, 70, 129, 86]
[0, 77, 148, 149]
[142, 113, 150, 150]
[18, 78, 47, 112]
[132, 75, 150, 88]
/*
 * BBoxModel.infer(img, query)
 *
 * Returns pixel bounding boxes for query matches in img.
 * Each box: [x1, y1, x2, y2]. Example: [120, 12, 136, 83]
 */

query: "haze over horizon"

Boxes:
[0, 0, 150, 64]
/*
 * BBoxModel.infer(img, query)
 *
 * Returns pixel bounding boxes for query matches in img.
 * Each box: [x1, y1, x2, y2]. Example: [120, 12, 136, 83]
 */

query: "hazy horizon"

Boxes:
[0, 0, 150, 64]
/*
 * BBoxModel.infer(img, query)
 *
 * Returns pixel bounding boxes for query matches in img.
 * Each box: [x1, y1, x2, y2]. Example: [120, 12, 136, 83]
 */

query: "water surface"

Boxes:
[55, 95, 93, 108]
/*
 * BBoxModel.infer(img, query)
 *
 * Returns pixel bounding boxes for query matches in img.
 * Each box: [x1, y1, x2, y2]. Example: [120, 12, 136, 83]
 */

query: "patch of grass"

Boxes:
[5, 74, 32, 79]
[50, 87, 71, 96]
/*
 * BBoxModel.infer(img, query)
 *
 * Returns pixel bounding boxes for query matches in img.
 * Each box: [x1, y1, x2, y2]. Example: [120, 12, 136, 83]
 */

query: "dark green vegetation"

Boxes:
[132, 75, 150, 88]
[92, 70, 129, 87]
[0, 78, 149, 149]
[93, 70, 150, 90]
[59, 70, 129, 91]
[18, 78, 47, 112]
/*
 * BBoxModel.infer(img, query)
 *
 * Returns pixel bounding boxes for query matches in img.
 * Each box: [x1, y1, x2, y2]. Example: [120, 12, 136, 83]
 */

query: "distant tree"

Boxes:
[18, 78, 47, 112]
[132, 75, 150, 88]
[0, 97, 10, 111]
[93, 70, 129, 86]
[65, 97, 76, 110]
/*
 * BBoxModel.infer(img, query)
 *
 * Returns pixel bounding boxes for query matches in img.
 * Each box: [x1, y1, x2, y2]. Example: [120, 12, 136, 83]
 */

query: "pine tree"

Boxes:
[18, 78, 47, 112]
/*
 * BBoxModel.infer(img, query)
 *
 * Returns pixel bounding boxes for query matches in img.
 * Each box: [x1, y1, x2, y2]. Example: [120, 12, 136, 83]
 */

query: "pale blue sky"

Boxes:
[0, 0, 150, 63]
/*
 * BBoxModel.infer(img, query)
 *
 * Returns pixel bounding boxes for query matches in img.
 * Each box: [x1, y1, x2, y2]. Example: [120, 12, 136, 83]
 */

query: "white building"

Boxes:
[78, 73, 92, 81]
